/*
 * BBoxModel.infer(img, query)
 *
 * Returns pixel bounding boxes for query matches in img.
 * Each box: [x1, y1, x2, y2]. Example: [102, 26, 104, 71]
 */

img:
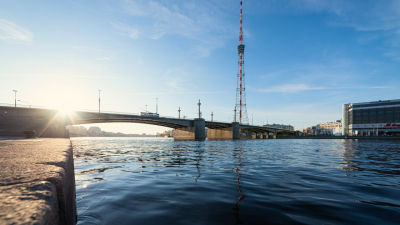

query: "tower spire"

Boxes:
[235, 1, 248, 124]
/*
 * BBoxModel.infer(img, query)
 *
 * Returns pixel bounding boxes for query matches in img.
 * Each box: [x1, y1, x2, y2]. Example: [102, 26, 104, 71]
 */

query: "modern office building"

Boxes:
[342, 99, 400, 136]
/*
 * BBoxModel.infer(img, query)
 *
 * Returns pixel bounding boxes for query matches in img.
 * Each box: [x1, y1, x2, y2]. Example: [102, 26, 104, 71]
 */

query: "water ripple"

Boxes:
[72, 137, 400, 225]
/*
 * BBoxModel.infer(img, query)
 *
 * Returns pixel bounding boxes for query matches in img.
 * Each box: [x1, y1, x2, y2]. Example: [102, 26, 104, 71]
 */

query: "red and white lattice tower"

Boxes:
[235, 1, 249, 124]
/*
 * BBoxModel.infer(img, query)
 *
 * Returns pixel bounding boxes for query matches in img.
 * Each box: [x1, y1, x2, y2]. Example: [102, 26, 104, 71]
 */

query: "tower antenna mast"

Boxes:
[235, 1, 249, 124]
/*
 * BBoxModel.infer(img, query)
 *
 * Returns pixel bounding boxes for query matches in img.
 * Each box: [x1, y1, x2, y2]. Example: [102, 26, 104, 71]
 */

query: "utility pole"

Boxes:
[156, 98, 158, 114]
[197, 99, 201, 118]
[211, 111, 214, 122]
[13, 90, 17, 107]
[98, 90, 101, 113]
[178, 107, 181, 119]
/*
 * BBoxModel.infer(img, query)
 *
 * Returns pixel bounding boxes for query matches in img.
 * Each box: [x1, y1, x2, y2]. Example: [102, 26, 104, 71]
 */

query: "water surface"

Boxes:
[72, 137, 400, 224]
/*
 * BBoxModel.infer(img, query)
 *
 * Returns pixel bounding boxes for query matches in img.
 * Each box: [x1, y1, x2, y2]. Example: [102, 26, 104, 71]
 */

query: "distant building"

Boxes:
[88, 126, 102, 136]
[319, 120, 341, 131]
[343, 99, 400, 136]
[66, 125, 88, 136]
[311, 126, 321, 135]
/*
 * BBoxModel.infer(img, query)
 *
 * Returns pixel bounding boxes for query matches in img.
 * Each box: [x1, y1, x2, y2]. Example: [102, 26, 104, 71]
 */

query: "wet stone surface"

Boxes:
[0, 138, 75, 225]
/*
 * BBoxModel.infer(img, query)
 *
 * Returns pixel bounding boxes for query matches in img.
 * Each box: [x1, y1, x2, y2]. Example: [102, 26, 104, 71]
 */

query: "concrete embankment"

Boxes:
[0, 138, 76, 225]
[277, 136, 400, 140]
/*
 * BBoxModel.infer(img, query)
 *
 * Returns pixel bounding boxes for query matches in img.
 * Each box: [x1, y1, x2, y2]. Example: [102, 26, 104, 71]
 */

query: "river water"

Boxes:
[71, 137, 400, 225]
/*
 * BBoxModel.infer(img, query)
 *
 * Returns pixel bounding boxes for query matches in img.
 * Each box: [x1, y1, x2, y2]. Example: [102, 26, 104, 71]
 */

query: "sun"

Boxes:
[56, 105, 74, 116]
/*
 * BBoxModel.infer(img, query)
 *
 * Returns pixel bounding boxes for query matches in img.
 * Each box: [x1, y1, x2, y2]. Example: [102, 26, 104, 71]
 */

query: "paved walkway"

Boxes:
[0, 138, 76, 225]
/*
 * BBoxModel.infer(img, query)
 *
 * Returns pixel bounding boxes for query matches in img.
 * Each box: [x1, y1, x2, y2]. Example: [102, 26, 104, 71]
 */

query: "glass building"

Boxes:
[342, 99, 400, 136]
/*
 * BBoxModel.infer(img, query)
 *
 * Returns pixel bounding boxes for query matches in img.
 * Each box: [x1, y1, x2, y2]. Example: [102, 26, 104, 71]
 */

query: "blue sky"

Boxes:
[1, 0, 399, 134]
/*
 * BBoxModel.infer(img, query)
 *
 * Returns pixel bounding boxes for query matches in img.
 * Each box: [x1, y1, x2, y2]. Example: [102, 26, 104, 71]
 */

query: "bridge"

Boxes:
[0, 105, 294, 140]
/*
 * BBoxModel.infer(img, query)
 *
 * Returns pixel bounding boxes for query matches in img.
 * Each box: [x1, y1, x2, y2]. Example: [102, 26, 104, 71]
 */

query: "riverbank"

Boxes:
[0, 138, 76, 225]
[277, 136, 400, 139]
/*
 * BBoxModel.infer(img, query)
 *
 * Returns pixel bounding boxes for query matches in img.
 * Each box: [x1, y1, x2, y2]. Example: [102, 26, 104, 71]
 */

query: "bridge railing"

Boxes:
[0, 103, 50, 109]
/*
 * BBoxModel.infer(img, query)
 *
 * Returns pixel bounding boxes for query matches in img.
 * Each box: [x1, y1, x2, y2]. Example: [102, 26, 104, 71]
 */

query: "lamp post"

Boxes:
[156, 98, 158, 114]
[18, 100, 31, 108]
[234, 107, 237, 122]
[98, 90, 101, 113]
[211, 111, 214, 122]
[251, 114, 253, 125]
[13, 90, 17, 107]
[197, 99, 201, 118]
[178, 107, 181, 119]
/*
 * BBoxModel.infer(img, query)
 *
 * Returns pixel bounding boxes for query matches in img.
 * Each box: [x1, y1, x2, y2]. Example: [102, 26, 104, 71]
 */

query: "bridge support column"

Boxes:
[207, 122, 240, 140]
[174, 118, 205, 141]
[194, 118, 206, 141]
[232, 122, 240, 139]
[261, 133, 268, 139]
[272, 133, 276, 139]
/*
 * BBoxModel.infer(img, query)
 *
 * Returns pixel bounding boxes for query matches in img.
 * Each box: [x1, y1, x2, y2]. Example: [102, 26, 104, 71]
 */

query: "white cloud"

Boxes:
[66, 45, 115, 60]
[250, 0, 400, 61]
[95, 57, 113, 61]
[66, 45, 112, 54]
[255, 84, 389, 93]
[111, 22, 140, 39]
[115, 0, 235, 57]
[257, 84, 325, 93]
[0, 19, 33, 44]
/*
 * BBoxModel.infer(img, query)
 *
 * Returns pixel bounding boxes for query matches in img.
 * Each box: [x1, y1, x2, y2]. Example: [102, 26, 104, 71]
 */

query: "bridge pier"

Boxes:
[251, 133, 262, 139]
[174, 118, 206, 141]
[261, 133, 268, 139]
[207, 122, 240, 140]
[232, 122, 240, 139]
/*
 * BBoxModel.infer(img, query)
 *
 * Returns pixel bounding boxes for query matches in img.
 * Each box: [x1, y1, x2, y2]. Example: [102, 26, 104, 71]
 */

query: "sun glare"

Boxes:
[56, 105, 74, 116]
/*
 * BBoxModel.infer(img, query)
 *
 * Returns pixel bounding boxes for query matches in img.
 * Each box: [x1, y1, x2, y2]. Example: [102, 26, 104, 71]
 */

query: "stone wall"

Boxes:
[174, 127, 196, 140]
[0, 138, 77, 225]
[208, 127, 234, 139]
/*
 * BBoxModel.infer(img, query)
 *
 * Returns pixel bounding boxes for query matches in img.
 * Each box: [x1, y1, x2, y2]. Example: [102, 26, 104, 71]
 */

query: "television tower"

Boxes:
[235, 1, 249, 124]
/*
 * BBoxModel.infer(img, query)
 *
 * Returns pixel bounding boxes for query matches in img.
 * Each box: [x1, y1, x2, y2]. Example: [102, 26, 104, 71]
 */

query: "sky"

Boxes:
[1, 0, 399, 134]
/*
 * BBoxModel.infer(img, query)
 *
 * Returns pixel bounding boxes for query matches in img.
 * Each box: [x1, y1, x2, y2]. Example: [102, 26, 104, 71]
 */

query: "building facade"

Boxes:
[342, 99, 400, 136]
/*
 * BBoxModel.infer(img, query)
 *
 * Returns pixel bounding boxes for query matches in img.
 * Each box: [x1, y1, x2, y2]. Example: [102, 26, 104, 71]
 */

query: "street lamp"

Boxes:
[18, 100, 31, 108]
[156, 98, 158, 114]
[13, 90, 17, 107]
[197, 99, 201, 118]
[98, 90, 101, 113]
[251, 114, 253, 125]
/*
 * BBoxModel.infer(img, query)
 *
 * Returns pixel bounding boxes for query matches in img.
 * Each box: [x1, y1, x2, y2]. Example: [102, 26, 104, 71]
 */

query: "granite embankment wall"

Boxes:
[277, 136, 400, 139]
[0, 138, 76, 225]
